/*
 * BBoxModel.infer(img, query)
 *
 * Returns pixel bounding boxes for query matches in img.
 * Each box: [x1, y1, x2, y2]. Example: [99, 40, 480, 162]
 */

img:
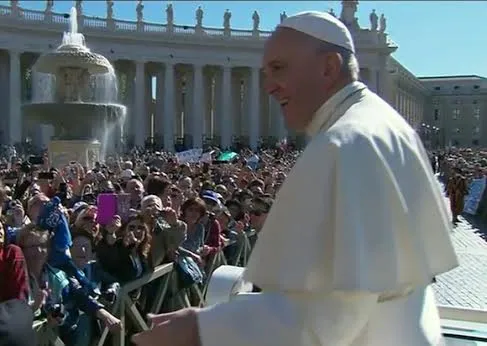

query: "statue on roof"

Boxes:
[340, 0, 359, 29]
[252, 10, 260, 31]
[136, 0, 143, 23]
[328, 8, 336, 17]
[223, 9, 231, 30]
[196, 6, 203, 27]
[280, 11, 287, 23]
[369, 9, 378, 31]
[106, 0, 114, 20]
[166, 3, 174, 26]
[379, 13, 387, 32]
[45, 0, 53, 13]
[75, 0, 82, 16]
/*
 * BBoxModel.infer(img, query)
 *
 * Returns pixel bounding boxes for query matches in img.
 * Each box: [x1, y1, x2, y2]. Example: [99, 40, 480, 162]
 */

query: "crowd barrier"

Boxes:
[34, 227, 487, 345]
[33, 230, 257, 346]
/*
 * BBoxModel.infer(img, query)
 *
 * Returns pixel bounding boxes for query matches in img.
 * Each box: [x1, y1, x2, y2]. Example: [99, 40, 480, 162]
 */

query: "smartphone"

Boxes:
[96, 193, 117, 226]
[28, 156, 44, 165]
[38, 172, 54, 180]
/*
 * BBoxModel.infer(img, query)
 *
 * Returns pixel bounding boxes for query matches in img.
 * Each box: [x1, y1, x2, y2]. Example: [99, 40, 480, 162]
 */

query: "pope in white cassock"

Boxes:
[133, 11, 458, 346]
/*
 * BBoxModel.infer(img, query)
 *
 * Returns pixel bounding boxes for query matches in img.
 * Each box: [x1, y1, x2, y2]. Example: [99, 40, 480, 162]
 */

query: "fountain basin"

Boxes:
[23, 102, 126, 139]
[34, 45, 112, 75]
[48, 139, 101, 169]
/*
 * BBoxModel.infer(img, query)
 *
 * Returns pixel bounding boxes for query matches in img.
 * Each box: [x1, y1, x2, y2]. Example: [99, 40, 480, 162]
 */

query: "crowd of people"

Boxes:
[0, 146, 299, 344]
[433, 148, 487, 223]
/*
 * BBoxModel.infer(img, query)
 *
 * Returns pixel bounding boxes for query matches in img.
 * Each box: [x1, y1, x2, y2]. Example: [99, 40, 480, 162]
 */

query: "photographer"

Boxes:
[70, 230, 121, 345]
[17, 226, 117, 346]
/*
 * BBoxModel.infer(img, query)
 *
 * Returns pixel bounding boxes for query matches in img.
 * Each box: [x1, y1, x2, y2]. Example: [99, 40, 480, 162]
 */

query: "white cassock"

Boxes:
[197, 82, 459, 346]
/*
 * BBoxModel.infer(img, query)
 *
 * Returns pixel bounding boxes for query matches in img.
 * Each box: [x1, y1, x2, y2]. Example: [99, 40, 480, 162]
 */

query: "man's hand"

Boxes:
[132, 309, 202, 346]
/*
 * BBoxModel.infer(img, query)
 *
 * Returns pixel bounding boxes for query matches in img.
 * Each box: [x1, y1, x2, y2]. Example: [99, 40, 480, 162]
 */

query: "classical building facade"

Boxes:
[420, 76, 487, 148]
[0, 1, 482, 150]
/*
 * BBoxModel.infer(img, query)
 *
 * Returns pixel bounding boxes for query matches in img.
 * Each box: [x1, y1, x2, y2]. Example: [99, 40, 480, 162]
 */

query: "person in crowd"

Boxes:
[96, 213, 151, 283]
[179, 198, 207, 265]
[18, 225, 120, 345]
[0, 219, 29, 303]
[70, 230, 122, 345]
[126, 178, 144, 209]
[140, 194, 186, 267]
[446, 168, 469, 223]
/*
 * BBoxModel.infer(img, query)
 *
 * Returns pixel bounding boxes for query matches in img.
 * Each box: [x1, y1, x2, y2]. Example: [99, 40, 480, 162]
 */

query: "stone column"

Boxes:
[378, 55, 393, 104]
[369, 68, 378, 93]
[192, 63, 204, 148]
[220, 65, 232, 149]
[163, 62, 175, 151]
[175, 68, 183, 137]
[155, 66, 164, 143]
[145, 70, 153, 141]
[134, 60, 146, 147]
[124, 66, 136, 144]
[213, 69, 222, 139]
[231, 74, 241, 138]
[204, 71, 213, 138]
[183, 70, 193, 141]
[242, 73, 250, 136]
[9, 50, 21, 145]
[259, 79, 270, 139]
[248, 66, 260, 150]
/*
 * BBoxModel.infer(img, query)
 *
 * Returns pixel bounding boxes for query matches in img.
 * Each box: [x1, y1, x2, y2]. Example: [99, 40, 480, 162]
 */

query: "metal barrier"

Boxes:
[439, 305, 487, 343]
[33, 234, 487, 345]
[33, 231, 257, 345]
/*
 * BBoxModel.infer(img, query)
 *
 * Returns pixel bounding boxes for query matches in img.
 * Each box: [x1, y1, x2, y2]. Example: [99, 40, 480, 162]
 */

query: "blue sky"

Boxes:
[4, 1, 486, 78]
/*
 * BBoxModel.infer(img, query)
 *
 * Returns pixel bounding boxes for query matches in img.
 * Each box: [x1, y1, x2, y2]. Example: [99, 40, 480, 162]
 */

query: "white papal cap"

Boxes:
[278, 11, 355, 53]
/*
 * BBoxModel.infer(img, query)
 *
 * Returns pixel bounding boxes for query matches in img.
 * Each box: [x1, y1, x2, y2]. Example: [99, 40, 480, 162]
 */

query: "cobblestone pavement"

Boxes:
[432, 206, 487, 310]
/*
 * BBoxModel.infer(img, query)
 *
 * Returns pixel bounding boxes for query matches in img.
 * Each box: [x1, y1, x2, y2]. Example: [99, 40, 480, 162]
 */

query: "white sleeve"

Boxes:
[197, 290, 378, 346]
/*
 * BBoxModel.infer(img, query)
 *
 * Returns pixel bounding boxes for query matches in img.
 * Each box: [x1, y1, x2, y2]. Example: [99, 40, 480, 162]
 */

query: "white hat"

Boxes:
[279, 11, 355, 53]
[121, 169, 134, 179]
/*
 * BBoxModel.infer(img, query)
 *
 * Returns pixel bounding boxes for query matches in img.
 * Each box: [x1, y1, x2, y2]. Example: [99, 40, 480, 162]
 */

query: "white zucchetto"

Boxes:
[278, 11, 355, 53]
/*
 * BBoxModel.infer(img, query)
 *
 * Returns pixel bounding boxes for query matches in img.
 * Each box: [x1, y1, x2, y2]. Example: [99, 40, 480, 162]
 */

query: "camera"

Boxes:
[20, 161, 31, 174]
[46, 303, 65, 319]
[101, 287, 119, 305]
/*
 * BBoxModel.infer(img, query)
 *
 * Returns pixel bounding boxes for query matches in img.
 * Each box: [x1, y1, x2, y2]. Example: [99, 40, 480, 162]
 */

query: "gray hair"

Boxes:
[315, 41, 360, 82]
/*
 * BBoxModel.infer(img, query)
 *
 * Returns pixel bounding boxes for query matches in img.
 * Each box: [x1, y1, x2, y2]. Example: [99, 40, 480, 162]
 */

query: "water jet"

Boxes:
[23, 7, 126, 168]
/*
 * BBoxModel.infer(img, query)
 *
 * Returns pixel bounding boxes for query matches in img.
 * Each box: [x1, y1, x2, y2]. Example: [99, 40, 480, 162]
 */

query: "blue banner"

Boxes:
[463, 177, 486, 215]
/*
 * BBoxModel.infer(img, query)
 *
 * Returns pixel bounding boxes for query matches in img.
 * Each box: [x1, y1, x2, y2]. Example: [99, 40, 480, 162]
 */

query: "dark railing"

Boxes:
[34, 230, 257, 345]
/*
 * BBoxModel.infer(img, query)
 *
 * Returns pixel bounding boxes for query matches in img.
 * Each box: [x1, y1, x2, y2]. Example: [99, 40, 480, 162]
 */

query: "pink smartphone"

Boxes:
[96, 193, 117, 226]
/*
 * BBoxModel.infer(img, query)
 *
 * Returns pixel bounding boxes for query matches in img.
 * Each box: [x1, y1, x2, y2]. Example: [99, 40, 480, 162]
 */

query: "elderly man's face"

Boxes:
[263, 28, 341, 132]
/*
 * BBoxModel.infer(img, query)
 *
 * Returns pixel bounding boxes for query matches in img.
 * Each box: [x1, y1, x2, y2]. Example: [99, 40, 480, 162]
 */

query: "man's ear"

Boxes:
[322, 52, 343, 82]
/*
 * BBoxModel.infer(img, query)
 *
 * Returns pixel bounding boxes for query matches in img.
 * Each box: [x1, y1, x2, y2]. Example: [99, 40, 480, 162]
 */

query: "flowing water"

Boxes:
[29, 6, 126, 158]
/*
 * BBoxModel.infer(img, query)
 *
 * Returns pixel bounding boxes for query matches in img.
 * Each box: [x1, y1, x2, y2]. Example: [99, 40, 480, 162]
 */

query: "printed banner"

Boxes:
[200, 150, 215, 163]
[175, 149, 203, 164]
[463, 176, 487, 215]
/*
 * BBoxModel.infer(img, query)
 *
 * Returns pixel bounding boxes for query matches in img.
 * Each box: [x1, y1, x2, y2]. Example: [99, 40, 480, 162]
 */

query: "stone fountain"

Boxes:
[23, 7, 126, 168]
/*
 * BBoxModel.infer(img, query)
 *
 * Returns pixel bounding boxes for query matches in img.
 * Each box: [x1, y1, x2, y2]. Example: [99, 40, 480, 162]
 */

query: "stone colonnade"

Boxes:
[0, 49, 289, 151]
[115, 60, 288, 150]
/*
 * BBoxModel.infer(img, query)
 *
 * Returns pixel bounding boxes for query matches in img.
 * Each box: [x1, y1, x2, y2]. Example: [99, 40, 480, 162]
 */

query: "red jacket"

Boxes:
[204, 218, 223, 256]
[0, 245, 29, 303]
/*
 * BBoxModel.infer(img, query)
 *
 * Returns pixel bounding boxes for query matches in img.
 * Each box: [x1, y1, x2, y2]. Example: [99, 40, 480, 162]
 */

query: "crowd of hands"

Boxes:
[0, 147, 300, 343]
